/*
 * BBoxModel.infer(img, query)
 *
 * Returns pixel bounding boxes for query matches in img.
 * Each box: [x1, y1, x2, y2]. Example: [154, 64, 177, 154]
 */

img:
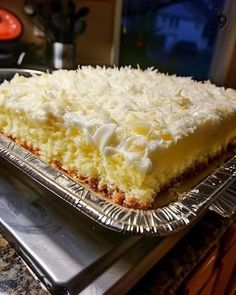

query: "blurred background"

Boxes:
[0, 0, 235, 87]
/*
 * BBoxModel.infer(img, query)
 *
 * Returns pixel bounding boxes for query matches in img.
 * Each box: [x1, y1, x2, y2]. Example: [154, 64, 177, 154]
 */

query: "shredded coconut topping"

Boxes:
[1, 66, 236, 175]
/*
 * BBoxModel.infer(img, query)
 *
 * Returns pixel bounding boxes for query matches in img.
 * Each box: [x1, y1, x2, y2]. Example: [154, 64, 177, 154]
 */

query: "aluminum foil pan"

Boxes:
[0, 134, 236, 236]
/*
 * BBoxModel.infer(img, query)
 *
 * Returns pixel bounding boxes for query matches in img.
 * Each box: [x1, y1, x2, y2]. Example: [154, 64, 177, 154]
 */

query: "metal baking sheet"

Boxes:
[0, 156, 190, 294]
[0, 134, 236, 236]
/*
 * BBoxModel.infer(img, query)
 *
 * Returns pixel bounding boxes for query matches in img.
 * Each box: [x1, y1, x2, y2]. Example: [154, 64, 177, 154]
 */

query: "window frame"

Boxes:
[207, 0, 236, 85]
[115, 0, 236, 86]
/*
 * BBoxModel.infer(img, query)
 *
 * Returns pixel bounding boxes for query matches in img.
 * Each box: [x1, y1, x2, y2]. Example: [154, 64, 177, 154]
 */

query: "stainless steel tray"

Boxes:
[0, 156, 190, 295]
[0, 134, 236, 236]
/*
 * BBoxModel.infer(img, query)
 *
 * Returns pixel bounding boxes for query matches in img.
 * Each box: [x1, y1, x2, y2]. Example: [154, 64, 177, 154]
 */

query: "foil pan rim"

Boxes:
[0, 134, 235, 236]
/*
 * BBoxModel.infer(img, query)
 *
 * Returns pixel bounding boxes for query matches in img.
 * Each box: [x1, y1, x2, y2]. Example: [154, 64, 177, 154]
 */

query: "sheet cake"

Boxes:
[0, 67, 236, 208]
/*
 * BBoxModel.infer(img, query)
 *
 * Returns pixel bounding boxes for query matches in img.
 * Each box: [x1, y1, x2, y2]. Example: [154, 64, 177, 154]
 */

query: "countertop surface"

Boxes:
[0, 211, 234, 295]
[0, 233, 48, 295]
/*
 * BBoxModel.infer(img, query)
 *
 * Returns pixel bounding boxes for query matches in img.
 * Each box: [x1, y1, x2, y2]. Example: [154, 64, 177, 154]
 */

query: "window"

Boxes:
[119, 0, 227, 81]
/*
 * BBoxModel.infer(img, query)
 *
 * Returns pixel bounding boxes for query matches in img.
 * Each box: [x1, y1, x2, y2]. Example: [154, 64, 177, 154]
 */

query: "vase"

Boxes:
[51, 42, 76, 70]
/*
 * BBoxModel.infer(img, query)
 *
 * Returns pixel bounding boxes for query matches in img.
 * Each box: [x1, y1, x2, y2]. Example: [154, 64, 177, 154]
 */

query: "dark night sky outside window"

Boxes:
[119, 0, 226, 80]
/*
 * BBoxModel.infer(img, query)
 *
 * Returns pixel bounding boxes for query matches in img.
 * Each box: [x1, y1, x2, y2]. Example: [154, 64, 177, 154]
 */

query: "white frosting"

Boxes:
[1, 67, 236, 176]
[93, 123, 117, 152]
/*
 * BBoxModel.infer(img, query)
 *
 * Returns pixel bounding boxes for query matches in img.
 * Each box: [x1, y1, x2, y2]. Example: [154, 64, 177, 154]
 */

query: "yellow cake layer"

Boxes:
[0, 67, 236, 208]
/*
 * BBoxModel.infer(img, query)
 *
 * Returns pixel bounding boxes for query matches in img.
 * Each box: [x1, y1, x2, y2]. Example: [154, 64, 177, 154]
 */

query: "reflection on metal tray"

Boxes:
[0, 134, 236, 236]
[0, 68, 43, 82]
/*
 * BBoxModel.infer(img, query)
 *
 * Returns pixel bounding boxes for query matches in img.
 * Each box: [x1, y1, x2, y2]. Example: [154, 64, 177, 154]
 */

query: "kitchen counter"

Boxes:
[0, 233, 48, 294]
[0, 211, 235, 295]
[129, 211, 236, 294]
